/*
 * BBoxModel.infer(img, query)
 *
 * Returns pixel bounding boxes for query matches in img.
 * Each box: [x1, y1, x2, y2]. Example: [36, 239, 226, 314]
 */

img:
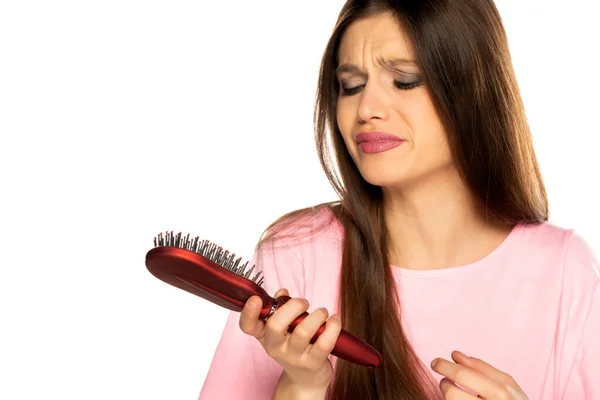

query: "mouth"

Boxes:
[355, 131, 404, 154]
[355, 131, 403, 143]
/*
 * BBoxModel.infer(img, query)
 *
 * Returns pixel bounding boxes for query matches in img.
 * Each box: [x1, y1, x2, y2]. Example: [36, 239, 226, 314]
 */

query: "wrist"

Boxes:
[273, 371, 329, 400]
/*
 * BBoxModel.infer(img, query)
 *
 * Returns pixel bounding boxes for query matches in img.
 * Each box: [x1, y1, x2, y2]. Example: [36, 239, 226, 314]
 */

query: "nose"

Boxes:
[357, 81, 389, 124]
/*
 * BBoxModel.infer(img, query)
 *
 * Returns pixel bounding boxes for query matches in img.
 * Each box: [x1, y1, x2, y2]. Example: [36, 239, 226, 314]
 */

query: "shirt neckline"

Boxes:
[323, 205, 525, 280]
[391, 222, 524, 280]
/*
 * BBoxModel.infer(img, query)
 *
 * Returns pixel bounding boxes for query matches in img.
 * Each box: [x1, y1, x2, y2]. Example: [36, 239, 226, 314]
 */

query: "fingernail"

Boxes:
[455, 350, 469, 359]
[331, 313, 340, 320]
[431, 359, 439, 368]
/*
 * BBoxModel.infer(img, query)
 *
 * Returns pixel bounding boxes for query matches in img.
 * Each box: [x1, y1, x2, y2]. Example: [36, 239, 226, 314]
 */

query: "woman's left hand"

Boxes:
[431, 350, 528, 399]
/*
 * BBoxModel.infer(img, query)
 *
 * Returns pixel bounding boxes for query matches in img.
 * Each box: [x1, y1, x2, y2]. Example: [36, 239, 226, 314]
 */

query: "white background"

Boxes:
[1, 1, 598, 399]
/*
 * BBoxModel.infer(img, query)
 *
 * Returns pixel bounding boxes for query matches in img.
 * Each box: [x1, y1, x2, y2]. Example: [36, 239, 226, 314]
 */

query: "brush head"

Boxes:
[146, 231, 273, 316]
[153, 231, 264, 285]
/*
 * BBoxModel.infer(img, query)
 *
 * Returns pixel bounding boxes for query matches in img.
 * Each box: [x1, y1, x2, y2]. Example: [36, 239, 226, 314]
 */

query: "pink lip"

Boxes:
[355, 131, 404, 154]
[356, 132, 403, 143]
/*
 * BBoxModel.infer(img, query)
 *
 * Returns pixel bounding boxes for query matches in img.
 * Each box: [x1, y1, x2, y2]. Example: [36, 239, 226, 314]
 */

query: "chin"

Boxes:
[356, 162, 414, 188]
[355, 155, 455, 190]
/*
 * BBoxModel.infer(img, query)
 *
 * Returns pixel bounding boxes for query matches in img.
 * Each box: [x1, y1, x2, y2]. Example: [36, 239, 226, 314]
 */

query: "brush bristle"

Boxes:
[153, 231, 264, 286]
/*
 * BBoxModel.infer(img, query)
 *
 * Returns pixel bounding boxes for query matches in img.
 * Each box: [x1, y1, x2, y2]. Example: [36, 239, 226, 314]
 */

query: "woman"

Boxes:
[199, 1, 599, 399]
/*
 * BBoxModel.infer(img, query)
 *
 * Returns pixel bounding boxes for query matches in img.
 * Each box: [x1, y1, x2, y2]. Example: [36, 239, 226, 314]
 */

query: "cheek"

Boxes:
[336, 100, 357, 148]
[404, 98, 447, 145]
[415, 117, 453, 166]
[336, 100, 351, 130]
[401, 98, 452, 165]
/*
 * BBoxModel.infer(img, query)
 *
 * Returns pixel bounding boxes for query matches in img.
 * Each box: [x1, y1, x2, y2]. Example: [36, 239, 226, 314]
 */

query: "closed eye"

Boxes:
[340, 80, 422, 96]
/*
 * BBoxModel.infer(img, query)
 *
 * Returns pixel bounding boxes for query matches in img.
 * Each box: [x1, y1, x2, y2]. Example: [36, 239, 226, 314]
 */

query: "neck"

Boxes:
[382, 169, 511, 270]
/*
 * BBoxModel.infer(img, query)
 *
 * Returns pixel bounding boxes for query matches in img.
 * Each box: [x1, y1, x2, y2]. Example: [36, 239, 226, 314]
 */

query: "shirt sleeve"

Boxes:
[197, 236, 308, 400]
[561, 233, 600, 399]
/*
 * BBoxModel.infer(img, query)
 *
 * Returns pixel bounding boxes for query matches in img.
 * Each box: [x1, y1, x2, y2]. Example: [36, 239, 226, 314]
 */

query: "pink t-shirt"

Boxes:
[198, 207, 600, 399]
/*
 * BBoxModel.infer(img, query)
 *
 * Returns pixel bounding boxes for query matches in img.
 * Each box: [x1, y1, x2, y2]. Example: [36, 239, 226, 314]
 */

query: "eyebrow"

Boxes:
[335, 57, 417, 76]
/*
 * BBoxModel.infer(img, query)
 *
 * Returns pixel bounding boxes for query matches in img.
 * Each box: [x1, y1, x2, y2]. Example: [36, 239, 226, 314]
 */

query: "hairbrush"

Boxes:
[145, 231, 382, 368]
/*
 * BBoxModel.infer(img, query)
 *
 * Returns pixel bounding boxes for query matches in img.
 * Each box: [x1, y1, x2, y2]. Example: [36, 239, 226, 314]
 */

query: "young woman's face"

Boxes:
[336, 12, 455, 190]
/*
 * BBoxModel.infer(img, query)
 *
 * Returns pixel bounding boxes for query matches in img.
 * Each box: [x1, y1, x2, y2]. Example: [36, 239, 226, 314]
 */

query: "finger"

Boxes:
[287, 307, 329, 354]
[273, 288, 289, 298]
[452, 351, 519, 388]
[439, 378, 479, 399]
[263, 298, 310, 349]
[432, 358, 504, 399]
[308, 313, 343, 360]
[239, 295, 266, 339]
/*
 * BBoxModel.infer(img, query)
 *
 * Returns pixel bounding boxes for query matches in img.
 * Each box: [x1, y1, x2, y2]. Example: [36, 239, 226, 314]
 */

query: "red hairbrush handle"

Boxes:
[271, 295, 382, 368]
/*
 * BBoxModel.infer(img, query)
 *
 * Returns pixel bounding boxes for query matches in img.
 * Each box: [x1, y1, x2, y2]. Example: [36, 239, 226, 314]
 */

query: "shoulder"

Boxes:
[522, 223, 600, 390]
[514, 222, 599, 329]
[258, 203, 343, 254]
[255, 203, 343, 263]
[250, 204, 344, 294]
[512, 222, 599, 340]
[517, 221, 599, 282]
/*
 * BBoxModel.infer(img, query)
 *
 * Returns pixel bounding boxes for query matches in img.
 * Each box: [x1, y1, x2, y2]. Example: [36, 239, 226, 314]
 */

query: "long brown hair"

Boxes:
[258, 0, 548, 398]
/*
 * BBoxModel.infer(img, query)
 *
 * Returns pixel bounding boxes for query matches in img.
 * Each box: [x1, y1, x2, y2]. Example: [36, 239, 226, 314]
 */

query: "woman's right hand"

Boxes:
[239, 288, 343, 392]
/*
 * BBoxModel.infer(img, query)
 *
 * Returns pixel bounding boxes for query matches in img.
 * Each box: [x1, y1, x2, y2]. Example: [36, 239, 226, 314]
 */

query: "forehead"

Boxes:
[338, 13, 415, 63]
